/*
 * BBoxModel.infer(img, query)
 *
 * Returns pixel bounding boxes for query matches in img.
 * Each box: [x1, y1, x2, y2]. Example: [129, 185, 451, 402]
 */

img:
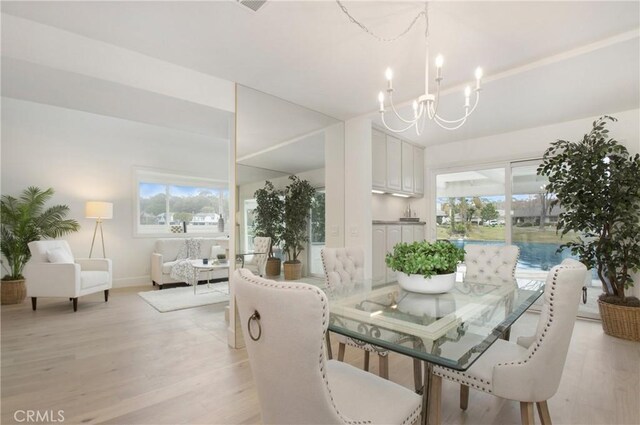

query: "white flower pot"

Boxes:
[397, 272, 456, 294]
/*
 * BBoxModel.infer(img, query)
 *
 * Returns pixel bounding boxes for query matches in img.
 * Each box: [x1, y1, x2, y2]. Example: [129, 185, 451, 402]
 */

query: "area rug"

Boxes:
[138, 283, 229, 313]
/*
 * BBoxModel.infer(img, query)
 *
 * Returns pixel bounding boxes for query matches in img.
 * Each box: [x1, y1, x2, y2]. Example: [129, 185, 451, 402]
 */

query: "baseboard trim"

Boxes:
[113, 276, 151, 288]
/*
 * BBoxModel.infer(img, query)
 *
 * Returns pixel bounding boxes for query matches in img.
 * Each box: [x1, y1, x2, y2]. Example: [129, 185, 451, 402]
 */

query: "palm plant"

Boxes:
[1, 187, 80, 280]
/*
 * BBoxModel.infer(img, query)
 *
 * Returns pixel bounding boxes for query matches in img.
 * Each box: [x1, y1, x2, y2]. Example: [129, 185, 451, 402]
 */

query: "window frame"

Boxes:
[132, 167, 229, 238]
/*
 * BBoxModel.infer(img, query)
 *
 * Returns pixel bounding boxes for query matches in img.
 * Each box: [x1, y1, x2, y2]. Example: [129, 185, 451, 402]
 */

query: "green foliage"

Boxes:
[173, 212, 193, 223]
[481, 203, 499, 221]
[385, 240, 465, 278]
[1, 187, 80, 280]
[311, 192, 325, 243]
[253, 181, 284, 257]
[537, 116, 640, 301]
[282, 176, 316, 263]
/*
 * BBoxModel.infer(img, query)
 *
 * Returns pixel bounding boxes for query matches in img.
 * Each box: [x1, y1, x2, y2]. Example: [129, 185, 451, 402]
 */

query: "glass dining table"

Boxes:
[327, 277, 545, 425]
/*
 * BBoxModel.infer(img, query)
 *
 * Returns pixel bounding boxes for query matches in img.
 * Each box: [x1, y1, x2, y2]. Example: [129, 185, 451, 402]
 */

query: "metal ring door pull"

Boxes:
[248, 310, 262, 341]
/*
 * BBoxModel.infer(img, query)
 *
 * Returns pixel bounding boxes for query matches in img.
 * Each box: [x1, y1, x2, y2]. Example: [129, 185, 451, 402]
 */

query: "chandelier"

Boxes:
[337, 1, 484, 134]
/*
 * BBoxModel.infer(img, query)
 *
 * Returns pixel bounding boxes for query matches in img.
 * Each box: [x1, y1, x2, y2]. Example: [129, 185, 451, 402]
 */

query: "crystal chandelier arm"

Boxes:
[380, 113, 422, 133]
[388, 92, 421, 124]
[432, 91, 480, 124]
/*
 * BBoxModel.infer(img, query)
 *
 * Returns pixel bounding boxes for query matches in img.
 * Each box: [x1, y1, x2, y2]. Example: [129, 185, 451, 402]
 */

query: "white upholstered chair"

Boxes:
[429, 259, 587, 425]
[233, 269, 422, 425]
[24, 240, 112, 312]
[463, 244, 520, 284]
[242, 236, 271, 277]
[321, 247, 391, 378]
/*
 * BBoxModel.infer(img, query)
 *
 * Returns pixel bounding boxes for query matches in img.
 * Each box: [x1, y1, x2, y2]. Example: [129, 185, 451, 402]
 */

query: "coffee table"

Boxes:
[189, 259, 229, 295]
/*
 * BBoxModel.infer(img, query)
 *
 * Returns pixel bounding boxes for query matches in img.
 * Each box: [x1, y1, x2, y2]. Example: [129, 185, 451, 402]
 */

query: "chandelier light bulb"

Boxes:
[378, 91, 385, 112]
[475, 67, 483, 80]
[385, 67, 393, 81]
[464, 86, 471, 107]
[435, 55, 444, 68]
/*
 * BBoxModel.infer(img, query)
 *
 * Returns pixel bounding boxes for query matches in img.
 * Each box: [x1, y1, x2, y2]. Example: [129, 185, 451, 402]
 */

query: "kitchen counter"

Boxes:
[373, 220, 426, 225]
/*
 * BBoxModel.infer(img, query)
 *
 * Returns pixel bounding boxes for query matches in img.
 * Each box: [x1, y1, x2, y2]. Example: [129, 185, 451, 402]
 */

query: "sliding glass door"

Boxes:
[433, 161, 598, 319]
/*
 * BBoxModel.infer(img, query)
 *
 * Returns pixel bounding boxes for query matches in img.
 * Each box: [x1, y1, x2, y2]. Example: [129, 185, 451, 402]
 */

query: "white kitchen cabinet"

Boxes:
[386, 136, 402, 191]
[371, 128, 424, 197]
[372, 129, 386, 190]
[373, 223, 426, 284]
[414, 145, 424, 195]
[402, 225, 414, 244]
[402, 141, 414, 193]
[385, 225, 402, 283]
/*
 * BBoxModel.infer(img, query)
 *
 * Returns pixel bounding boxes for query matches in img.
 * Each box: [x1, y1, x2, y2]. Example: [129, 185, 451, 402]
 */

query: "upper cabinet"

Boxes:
[371, 128, 424, 197]
[386, 135, 402, 191]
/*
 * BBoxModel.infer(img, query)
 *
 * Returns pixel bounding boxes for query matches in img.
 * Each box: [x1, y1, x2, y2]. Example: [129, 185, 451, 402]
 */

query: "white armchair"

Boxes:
[24, 240, 112, 312]
[430, 259, 587, 425]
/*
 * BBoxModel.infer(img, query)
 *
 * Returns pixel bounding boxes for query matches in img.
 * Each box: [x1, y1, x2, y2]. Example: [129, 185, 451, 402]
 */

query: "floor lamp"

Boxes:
[85, 201, 113, 258]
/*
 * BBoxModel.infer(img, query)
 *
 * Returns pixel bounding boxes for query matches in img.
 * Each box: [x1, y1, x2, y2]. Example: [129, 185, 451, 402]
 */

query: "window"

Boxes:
[433, 161, 597, 318]
[135, 169, 229, 236]
[435, 168, 506, 246]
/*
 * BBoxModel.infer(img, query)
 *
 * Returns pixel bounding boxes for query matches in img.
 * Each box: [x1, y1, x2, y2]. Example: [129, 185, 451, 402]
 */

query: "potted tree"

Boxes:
[253, 181, 284, 277]
[386, 240, 465, 294]
[538, 116, 640, 341]
[282, 176, 316, 280]
[1, 187, 80, 304]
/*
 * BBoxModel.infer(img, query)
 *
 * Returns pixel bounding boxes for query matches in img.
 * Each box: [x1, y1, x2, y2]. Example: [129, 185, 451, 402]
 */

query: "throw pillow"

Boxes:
[47, 247, 74, 264]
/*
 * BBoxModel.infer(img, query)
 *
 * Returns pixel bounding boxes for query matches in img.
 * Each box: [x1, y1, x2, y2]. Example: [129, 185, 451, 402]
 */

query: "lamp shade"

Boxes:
[85, 201, 113, 219]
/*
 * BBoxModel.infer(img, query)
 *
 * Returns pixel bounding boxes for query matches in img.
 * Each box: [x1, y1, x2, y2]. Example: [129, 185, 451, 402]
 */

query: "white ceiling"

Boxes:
[2, 1, 639, 145]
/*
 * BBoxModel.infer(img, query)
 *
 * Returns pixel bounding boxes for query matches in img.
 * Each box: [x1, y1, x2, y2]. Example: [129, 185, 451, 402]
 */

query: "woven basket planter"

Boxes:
[283, 261, 302, 280]
[1, 279, 27, 305]
[265, 258, 281, 277]
[598, 299, 640, 342]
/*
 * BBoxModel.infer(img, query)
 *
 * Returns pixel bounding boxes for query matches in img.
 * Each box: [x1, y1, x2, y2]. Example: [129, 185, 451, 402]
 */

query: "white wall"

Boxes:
[1, 98, 230, 287]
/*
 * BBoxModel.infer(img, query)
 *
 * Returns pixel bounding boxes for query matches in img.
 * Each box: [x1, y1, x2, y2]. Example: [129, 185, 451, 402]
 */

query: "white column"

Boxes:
[324, 122, 345, 249]
[344, 117, 373, 279]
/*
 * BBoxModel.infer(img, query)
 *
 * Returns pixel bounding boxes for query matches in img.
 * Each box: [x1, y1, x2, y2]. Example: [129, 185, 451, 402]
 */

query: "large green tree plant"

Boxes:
[282, 175, 316, 264]
[1, 187, 80, 280]
[537, 116, 640, 306]
[253, 180, 284, 258]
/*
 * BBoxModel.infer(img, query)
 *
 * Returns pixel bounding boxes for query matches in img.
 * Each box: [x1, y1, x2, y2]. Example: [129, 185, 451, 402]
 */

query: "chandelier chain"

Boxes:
[335, 1, 428, 42]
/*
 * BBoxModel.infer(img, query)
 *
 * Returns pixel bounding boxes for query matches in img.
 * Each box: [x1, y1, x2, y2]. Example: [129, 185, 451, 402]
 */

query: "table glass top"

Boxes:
[327, 278, 544, 371]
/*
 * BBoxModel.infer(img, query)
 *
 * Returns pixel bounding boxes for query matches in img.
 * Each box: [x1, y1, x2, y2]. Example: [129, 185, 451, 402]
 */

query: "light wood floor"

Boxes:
[1, 286, 638, 425]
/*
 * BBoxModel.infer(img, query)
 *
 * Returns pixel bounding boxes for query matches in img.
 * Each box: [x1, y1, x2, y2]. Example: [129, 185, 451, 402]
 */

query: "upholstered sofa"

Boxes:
[151, 238, 227, 289]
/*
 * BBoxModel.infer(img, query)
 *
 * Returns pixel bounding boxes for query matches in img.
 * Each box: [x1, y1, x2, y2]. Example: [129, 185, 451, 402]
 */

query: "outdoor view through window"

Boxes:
[138, 182, 229, 235]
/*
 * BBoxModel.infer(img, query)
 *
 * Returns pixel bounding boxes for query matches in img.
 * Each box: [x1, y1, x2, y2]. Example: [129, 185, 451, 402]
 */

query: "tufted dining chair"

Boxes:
[233, 269, 422, 425]
[321, 247, 391, 378]
[463, 244, 520, 284]
[243, 236, 271, 277]
[429, 259, 587, 425]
